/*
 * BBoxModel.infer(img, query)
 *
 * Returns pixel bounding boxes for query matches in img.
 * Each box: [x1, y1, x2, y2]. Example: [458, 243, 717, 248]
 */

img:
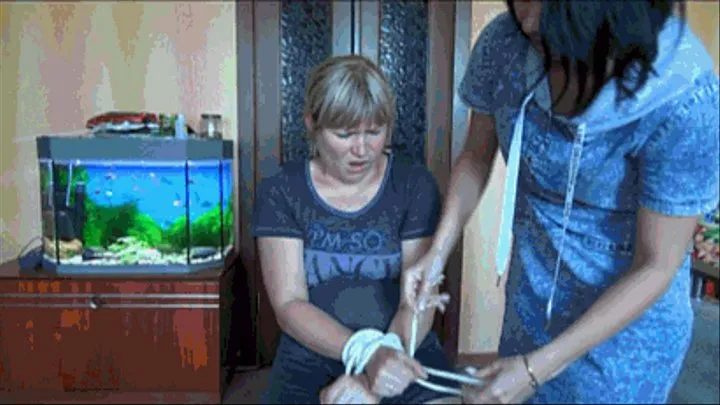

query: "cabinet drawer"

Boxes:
[0, 291, 218, 309]
[0, 286, 221, 392]
[1, 278, 219, 295]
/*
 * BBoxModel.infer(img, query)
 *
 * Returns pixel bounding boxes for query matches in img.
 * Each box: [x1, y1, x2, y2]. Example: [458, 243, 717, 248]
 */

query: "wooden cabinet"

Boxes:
[0, 253, 254, 404]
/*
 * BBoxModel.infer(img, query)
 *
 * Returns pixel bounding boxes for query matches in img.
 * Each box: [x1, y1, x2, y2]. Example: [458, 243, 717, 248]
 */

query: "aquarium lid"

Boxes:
[37, 136, 233, 161]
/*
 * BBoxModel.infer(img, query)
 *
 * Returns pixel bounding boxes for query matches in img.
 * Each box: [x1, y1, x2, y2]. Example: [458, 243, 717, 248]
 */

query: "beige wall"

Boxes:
[688, 2, 720, 74]
[0, 1, 237, 262]
[458, 1, 720, 355]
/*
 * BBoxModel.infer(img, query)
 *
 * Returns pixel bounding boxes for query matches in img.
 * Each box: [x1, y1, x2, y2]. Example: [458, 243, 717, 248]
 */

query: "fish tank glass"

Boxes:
[37, 136, 234, 275]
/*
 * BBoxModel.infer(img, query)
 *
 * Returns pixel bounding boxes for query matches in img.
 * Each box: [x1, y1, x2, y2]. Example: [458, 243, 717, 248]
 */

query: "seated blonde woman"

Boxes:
[252, 54, 460, 404]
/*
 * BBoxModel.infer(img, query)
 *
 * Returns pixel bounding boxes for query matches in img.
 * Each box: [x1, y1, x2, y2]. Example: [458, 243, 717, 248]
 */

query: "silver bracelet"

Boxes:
[521, 354, 540, 391]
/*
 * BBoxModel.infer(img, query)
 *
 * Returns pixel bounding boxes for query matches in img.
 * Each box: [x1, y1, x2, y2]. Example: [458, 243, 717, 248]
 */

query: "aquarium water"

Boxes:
[39, 157, 234, 274]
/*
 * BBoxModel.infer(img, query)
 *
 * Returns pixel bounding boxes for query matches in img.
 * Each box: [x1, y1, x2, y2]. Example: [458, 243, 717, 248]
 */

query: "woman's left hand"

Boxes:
[462, 356, 538, 404]
[320, 374, 380, 404]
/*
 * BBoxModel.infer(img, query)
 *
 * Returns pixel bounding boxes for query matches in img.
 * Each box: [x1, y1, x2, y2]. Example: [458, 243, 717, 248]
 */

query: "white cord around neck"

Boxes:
[342, 312, 484, 397]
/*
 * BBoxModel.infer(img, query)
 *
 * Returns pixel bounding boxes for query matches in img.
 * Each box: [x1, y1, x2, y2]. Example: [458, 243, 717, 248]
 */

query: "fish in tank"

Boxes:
[36, 135, 234, 275]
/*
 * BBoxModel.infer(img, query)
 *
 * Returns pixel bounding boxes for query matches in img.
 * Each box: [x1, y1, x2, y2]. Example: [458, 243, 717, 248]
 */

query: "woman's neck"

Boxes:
[547, 60, 614, 117]
[313, 153, 388, 191]
[309, 154, 389, 212]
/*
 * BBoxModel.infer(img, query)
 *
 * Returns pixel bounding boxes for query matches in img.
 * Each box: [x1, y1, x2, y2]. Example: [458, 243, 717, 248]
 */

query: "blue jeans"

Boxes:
[261, 277, 457, 404]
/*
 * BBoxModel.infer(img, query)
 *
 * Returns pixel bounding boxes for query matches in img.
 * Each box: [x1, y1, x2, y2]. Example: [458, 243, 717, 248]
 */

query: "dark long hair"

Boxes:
[506, 0, 686, 112]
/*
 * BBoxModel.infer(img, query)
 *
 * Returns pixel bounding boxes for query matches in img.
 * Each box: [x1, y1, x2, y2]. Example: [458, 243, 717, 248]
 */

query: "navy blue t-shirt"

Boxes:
[251, 154, 442, 289]
[252, 155, 457, 404]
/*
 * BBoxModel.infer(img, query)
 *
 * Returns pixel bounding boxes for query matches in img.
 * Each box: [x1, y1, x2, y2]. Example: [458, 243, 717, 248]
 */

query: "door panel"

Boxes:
[236, 0, 470, 366]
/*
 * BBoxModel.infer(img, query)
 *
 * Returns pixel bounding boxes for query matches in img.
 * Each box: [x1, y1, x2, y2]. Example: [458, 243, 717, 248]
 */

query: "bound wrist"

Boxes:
[343, 329, 404, 376]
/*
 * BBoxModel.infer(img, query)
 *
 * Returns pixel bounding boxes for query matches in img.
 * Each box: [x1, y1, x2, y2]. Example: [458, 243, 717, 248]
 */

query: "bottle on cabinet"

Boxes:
[175, 114, 188, 139]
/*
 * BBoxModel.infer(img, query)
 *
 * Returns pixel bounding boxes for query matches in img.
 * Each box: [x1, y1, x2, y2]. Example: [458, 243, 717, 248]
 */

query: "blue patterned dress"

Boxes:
[459, 12, 719, 404]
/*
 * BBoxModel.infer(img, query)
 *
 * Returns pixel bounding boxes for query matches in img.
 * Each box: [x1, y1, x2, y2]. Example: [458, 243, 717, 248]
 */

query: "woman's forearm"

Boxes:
[388, 302, 435, 354]
[529, 265, 677, 382]
[432, 151, 493, 261]
[277, 300, 353, 361]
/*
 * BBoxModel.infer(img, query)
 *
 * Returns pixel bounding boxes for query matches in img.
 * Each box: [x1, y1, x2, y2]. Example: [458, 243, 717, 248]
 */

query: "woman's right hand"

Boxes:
[401, 249, 450, 313]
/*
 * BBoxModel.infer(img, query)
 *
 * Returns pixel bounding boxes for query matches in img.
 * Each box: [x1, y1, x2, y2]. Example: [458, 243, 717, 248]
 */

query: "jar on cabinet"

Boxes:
[199, 114, 223, 139]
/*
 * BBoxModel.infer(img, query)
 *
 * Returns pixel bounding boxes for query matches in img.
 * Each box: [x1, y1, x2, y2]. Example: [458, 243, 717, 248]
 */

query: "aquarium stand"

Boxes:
[42, 259, 227, 276]
[0, 250, 256, 404]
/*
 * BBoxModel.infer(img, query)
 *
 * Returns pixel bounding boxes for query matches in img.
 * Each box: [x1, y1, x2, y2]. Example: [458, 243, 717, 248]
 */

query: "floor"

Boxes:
[668, 299, 720, 404]
[223, 299, 720, 404]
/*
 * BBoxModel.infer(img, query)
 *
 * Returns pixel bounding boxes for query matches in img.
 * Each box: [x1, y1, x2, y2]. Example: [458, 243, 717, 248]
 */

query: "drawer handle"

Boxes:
[89, 296, 103, 310]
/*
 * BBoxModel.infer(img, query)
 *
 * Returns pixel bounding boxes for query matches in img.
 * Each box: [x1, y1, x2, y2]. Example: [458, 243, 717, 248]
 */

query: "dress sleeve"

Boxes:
[400, 166, 442, 240]
[458, 12, 517, 114]
[251, 174, 304, 239]
[638, 76, 720, 217]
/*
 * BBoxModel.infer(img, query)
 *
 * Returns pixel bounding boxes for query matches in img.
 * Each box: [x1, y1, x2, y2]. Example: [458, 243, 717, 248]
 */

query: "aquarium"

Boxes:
[37, 136, 234, 275]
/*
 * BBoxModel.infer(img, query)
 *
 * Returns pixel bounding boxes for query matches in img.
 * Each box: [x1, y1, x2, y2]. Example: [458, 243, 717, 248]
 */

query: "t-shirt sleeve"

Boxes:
[400, 167, 442, 240]
[458, 13, 516, 114]
[638, 77, 720, 217]
[251, 174, 304, 239]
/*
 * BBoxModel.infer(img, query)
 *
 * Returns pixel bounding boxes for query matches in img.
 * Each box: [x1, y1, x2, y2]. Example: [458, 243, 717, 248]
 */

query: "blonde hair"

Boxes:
[304, 54, 396, 140]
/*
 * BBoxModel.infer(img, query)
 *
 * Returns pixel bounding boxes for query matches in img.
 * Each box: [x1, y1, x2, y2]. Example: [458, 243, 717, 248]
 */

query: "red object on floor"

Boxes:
[705, 280, 716, 297]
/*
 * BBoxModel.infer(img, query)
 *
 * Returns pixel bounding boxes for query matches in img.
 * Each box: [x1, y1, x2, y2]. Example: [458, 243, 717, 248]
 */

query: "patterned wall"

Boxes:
[378, 0, 428, 165]
[280, 0, 332, 163]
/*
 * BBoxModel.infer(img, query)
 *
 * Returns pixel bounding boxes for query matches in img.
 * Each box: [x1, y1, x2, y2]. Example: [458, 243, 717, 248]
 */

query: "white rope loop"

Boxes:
[341, 312, 484, 398]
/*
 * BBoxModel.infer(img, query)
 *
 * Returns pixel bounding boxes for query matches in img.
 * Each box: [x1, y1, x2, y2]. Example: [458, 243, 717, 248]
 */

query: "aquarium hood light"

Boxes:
[37, 158, 230, 168]
[37, 136, 233, 162]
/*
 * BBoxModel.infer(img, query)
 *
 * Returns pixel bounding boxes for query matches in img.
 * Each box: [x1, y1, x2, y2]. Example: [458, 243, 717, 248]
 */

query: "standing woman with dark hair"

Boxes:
[403, 0, 719, 403]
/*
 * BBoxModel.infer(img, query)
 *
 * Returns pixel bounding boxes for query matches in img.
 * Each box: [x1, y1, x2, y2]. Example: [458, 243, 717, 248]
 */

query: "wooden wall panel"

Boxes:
[235, 0, 260, 366]
[426, 0, 462, 363]
[251, 0, 282, 365]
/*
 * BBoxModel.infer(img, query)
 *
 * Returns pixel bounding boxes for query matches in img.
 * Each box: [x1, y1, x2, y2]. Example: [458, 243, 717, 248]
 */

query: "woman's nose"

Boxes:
[351, 135, 368, 156]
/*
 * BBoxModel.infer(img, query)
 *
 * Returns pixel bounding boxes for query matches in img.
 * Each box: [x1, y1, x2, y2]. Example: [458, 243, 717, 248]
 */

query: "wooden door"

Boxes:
[236, 0, 472, 366]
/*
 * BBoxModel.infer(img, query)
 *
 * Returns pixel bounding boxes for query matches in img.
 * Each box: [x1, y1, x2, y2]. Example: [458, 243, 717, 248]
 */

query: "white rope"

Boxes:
[407, 311, 484, 396]
[341, 312, 484, 398]
[342, 329, 404, 375]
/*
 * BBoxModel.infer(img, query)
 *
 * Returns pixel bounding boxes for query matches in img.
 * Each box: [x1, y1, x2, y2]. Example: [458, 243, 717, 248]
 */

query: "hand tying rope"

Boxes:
[342, 311, 484, 397]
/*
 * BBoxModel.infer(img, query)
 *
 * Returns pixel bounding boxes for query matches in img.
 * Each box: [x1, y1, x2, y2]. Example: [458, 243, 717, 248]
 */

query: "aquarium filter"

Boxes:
[17, 236, 44, 272]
